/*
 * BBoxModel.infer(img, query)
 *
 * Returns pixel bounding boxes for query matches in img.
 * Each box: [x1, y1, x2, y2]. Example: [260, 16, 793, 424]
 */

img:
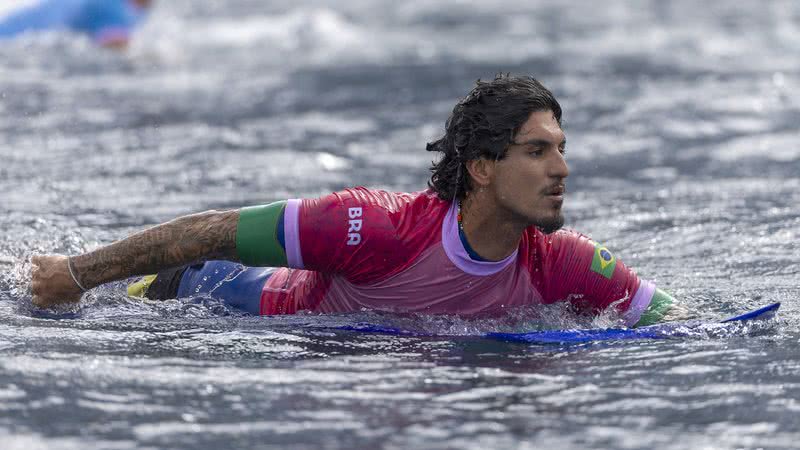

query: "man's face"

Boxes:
[488, 110, 568, 233]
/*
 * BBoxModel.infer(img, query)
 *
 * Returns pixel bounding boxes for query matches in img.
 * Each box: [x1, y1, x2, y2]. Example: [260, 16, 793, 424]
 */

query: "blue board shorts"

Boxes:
[145, 261, 275, 315]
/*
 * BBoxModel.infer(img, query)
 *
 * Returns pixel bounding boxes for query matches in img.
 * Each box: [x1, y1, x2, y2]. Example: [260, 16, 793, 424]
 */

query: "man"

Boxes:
[0, 0, 153, 49]
[31, 75, 679, 326]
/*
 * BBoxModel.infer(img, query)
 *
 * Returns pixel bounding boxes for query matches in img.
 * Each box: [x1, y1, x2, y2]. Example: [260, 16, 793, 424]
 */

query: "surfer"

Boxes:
[0, 0, 153, 49]
[30, 74, 685, 326]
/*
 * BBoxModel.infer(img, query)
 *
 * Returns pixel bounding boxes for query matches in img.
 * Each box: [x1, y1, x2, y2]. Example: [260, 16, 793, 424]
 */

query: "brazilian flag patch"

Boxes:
[591, 243, 616, 279]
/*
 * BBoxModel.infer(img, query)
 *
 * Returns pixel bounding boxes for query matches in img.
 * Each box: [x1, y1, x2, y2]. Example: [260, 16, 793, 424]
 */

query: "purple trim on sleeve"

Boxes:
[284, 199, 304, 269]
[94, 27, 130, 45]
[441, 201, 517, 276]
[622, 279, 656, 327]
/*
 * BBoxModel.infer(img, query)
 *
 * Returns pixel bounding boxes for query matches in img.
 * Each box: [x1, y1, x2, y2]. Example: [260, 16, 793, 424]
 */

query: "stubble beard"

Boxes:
[535, 212, 565, 234]
[496, 193, 565, 234]
[512, 205, 565, 234]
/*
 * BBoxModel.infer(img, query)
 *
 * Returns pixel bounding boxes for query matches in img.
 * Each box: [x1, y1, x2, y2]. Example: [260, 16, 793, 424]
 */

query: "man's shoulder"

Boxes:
[524, 226, 590, 241]
[523, 227, 596, 253]
[295, 187, 447, 282]
[327, 187, 447, 214]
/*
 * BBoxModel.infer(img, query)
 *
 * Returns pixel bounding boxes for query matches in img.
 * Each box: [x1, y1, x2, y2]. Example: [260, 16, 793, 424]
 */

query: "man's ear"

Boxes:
[465, 158, 494, 188]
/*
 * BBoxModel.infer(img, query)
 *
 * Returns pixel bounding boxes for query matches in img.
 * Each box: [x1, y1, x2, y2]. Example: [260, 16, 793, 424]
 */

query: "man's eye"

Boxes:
[529, 149, 544, 156]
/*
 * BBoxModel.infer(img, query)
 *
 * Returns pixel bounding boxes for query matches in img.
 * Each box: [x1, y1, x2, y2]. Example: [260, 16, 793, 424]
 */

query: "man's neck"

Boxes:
[459, 192, 527, 261]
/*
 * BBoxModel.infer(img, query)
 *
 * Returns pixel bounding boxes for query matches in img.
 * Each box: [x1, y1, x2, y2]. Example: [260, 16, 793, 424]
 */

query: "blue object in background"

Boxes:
[0, 0, 147, 44]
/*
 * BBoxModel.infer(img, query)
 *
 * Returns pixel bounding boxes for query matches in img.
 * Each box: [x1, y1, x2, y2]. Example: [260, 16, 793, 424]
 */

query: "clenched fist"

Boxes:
[30, 255, 85, 308]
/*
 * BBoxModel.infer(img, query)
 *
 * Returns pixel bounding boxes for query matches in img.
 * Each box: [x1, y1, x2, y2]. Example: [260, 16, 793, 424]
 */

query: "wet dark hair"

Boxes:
[426, 74, 562, 201]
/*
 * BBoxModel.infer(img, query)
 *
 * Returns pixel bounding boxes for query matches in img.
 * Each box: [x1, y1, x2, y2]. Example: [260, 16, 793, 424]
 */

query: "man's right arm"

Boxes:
[31, 209, 240, 308]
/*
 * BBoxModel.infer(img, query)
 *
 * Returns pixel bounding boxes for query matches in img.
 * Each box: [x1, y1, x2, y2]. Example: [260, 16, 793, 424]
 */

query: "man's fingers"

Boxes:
[31, 255, 42, 306]
[29, 255, 55, 307]
[27, 254, 81, 308]
[32, 296, 51, 308]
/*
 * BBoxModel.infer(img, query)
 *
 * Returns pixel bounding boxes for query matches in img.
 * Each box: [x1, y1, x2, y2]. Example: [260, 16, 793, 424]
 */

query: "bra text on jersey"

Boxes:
[347, 207, 363, 245]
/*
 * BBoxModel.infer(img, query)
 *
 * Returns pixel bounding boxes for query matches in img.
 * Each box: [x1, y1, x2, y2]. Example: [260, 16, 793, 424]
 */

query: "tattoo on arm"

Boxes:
[71, 210, 240, 289]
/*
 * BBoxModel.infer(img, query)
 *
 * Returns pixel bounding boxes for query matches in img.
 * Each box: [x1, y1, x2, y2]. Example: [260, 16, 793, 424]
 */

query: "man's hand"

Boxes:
[30, 255, 84, 308]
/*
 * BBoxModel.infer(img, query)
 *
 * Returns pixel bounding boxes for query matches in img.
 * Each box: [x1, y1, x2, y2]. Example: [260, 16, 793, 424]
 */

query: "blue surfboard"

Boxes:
[339, 303, 780, 345]
[487, 302, 780, 344]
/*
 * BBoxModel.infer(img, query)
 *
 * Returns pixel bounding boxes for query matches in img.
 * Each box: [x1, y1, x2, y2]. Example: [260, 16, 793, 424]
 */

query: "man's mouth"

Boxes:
[544, 185, 566, 197]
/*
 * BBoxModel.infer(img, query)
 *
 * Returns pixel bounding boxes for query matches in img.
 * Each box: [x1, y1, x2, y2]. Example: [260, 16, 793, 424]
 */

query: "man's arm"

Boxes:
[31, 209, 239, 308]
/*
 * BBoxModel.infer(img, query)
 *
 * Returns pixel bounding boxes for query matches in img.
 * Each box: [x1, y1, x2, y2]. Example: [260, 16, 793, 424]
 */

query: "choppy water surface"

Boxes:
[1, 1, 799, 448]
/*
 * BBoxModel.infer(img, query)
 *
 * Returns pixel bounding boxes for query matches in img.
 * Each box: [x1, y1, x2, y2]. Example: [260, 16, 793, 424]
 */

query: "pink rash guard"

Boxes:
[256, 188, 656, 326]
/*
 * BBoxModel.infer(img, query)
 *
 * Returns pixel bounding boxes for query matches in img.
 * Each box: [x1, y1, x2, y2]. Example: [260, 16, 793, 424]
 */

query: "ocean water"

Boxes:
[1, 1, 799, 449]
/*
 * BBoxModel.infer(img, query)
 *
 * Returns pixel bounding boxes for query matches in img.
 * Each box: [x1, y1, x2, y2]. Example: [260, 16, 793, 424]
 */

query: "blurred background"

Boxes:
[0, 1, 798, 449]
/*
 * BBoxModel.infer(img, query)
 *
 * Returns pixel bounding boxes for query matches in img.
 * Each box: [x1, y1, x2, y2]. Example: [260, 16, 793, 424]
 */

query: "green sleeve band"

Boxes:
[236, 201, 289, 267]
[634, 288, 675, 327]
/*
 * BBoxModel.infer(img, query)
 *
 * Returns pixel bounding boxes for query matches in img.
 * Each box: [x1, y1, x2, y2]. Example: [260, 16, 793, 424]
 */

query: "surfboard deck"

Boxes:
[339, 303, 780, 345]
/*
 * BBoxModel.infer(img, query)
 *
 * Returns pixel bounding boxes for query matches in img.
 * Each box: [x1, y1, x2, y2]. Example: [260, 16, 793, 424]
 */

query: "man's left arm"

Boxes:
[540, 231, 686, 327]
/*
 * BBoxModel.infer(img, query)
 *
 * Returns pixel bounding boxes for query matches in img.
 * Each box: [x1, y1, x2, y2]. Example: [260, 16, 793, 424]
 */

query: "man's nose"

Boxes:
[549, 151, 569, 179]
